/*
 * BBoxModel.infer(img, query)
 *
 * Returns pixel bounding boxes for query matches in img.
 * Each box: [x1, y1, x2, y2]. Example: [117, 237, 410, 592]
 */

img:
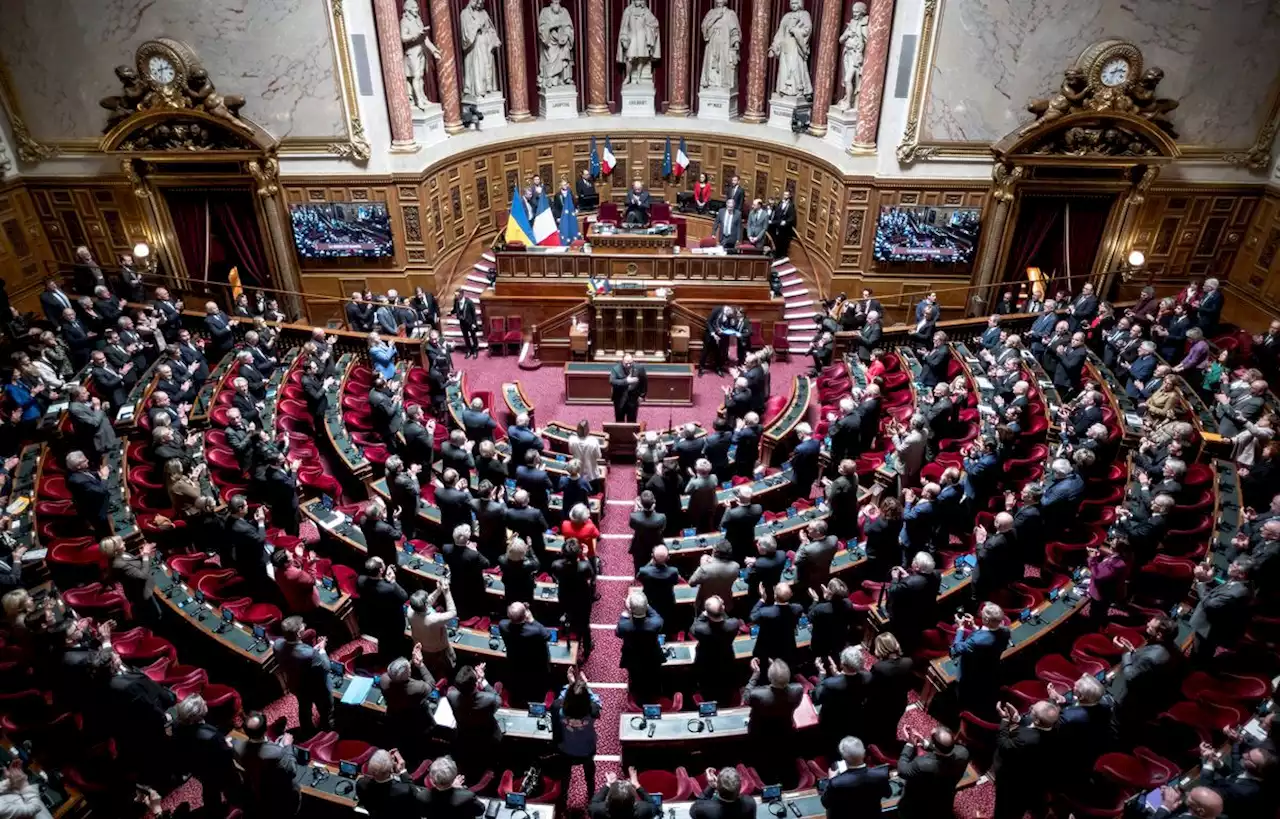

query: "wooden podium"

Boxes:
[589, 289, 671, 359]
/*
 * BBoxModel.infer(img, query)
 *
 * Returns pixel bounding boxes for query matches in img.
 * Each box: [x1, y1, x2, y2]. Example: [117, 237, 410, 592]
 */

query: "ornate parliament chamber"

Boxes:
[2, 0, 1280, 818]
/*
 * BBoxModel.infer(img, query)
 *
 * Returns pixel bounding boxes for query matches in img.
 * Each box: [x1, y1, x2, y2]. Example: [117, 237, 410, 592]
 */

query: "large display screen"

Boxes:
[289, 202, 394, 259]
[873, 205, 981, 264]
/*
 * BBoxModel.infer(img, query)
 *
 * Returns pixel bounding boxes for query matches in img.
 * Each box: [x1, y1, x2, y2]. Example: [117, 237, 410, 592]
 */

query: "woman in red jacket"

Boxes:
[692, 173, 712, 213]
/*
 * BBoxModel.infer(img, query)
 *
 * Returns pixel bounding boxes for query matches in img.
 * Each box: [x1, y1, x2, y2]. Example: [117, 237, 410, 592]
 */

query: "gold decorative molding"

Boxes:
[895, 0, 1280, 169]
[248, 155, 281, 197]
[0, 0, 368, 164]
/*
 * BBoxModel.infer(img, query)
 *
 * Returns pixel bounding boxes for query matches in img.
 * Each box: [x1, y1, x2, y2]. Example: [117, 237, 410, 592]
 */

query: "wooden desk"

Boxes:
[191, 352, 237, 423]
[325, 354, 372, 481]
[564, 362, 694, 405]
[495, 247, 771, 285]
[590, 290, 671, 356]
[1085, 352, 1144, 440]
[589, 229, 676, 253]
[152, 563, 278, 675]
[501, 381, 534, 425]
[761, 375, 812, 464]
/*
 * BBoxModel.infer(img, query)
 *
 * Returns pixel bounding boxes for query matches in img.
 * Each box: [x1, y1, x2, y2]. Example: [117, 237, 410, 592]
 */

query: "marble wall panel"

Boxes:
[0, 0, 347, 141]
[923, 0, 1280, 147]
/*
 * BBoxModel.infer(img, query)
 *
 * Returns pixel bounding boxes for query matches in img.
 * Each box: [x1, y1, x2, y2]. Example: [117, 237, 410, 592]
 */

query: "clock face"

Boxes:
[147, 55, 177, 85]
[1099, 57, 1130, 87]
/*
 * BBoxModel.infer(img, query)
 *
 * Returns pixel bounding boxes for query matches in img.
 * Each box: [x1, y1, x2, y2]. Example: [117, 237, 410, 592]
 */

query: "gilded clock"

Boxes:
[134, 38, 201, 102]
[1076, 39, 1143, 91]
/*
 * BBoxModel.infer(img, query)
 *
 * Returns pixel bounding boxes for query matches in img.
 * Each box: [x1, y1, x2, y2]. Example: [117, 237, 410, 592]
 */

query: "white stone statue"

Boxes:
[768, 0, 813, 99]
[699, 0, 741, 90]
[460, 0, 502, 98]
[538, 0, 575, 88]
[617, 0, 661, 85]
[838, 1, 868, 110]
[401, 0, 442, 111]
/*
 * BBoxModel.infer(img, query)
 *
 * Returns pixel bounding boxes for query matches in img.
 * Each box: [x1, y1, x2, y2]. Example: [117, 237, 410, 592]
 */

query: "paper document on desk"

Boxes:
[341, 676, 374, 705]
[318, 511, 347, 532]
[975, 377, 993, 392]
[433, 695, 457, 729]
[1125, 412, 1142, 428]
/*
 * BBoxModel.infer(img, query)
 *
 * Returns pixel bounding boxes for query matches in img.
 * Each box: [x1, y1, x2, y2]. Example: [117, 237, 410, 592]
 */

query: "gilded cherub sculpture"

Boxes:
[99, 66, 148, 131]
[187, 68, 249, 130]
[1020, 68, 1088, 136]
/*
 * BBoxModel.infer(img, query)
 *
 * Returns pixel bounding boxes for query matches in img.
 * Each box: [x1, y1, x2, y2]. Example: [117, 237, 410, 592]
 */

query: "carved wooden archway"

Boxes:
[970, 41, 1185, 311]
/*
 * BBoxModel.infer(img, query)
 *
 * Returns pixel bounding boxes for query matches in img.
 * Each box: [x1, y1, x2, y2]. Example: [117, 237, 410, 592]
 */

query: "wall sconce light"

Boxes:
[1120, 250, 1146, 282]
[133, 242, 156, 274]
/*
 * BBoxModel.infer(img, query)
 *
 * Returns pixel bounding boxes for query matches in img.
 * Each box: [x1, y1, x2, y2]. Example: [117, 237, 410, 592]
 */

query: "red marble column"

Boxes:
[428, 0, 464, 132]
[741, 0, 772, 122]
[504, 0, 533, 120]
[586, 0, 609, 114]
[372, 0, 418, 147]
[803, 0, 844, 134]
[807, 0, 843, 135]
[667, 0, 692, 115]
[852, 0, 894, 148]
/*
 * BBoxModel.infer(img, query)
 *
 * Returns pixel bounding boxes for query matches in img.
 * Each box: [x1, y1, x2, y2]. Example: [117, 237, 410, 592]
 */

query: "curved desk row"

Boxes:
[114, 356, 162, 431]
[104, 442, 137, 540]
[761, 375, 813, 456]
[501, 381, 534, 425]
[40, 362, 92, 433]
[1209, 460, 1242, 575]
[260, 347, 301, 436]
[1084, 351, 1143, 440]
[540, 420, 610, 453]
[190, 352, 238, 423]
[331, 671, 552, 742]
[326, 354, 373, 481]
[9, 444, 42, 554]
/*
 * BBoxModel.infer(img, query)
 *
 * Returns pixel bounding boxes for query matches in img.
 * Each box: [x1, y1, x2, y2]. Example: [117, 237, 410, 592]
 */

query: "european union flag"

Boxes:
[589, 136, 601, 180]
[662, 136, 673, 178]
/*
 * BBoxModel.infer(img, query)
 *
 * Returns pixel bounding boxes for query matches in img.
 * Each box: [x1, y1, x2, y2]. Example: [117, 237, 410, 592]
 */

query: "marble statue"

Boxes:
[768, 0, 813, 99]
[460, 0, 503, 98]
[538, 0, 575, 88]
[837, 2, 868, 109]
[401, 0, 442, 111]
[617, 0, 661, 85]
[699, 0, 741, 89]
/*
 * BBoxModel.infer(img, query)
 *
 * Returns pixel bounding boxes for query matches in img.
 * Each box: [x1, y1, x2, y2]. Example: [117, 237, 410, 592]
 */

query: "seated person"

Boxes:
[624, 180, 651, 226]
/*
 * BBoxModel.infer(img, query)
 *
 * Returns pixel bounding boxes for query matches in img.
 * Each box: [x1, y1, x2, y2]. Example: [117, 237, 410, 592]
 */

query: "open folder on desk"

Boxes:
[341, 676, 374, 705]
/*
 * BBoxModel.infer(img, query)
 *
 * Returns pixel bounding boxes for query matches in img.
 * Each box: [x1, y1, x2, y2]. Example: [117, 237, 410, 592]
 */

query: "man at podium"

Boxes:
[609, 353, 648, 422]
[624, 180, 652, 226]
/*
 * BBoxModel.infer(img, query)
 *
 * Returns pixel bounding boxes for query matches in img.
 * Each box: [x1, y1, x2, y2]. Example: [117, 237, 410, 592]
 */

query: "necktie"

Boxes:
[57, 291, 69, 308]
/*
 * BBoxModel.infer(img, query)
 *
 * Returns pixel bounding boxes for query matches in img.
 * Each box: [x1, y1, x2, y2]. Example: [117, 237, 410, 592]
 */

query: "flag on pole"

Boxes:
[601, 137, 616, 175]
[531, 193, 561, 246]
[557, 189, 579, 244]
[662, 137, 673, 178]
[589, 137, 601, 179]
[503, 187, 535, 246]
[674, 137, 690, 178]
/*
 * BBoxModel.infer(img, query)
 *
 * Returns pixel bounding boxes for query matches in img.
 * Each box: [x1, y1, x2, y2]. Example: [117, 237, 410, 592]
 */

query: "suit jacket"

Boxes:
[675, 436, 706, 473]
[1189, 580, 1251, 644]
[726, 185, 745, 212]
[356, 576, 410, 642]
[507, 425, 545, 469]
[795, 534, 838, 590]
[690, 787, 757, 819]
[713, 208, 743, 244]
[689, 557, 740, 609]
[769, 198, 795, 234]
[887, 571, 940, 636]
[416, 785, 486, 819]
[609, 363, 648, 409]
[232, 739, 300, 812]
[749, 600, 803, 661]
[721, 503, 763, 558]
[896, 743, 970, 819]
[401, 420, 434, 470]
[921, 345, 950, 388]
[68, 470, 110, 522]
[271, 638, 331, 696]
[636, 562, 681, 615]
[690, 614, 741, 683]
[820, 765, 892, 817]
[232, 391, 262, 428]
[461, 409, 497, 442]
[616, 605, 665, 672]
[628, 509, 667, 560]
[69, 401, 119, 455]
[499, 617, 551, 675]
[41, 288, 75, 324]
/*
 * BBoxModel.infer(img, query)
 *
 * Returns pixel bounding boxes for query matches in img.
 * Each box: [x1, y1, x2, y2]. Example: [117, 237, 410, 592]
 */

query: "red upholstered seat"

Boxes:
[210, 406, 233, 428]
[772, 323, 789, 360]
[762, 395, 788, 428]
[1034, 654, 1085, 689]
[35, 499, 75, 517]
[62, 583, 130, 622]
[503, 317, 523, 354]
[487, 317, 506, 355]
[635, 770, 693, 801]
[38, 475, 71, 500]
[498, 771, 562, 804]
[204, 447, 242, 473]
[343, 412, 374, 432]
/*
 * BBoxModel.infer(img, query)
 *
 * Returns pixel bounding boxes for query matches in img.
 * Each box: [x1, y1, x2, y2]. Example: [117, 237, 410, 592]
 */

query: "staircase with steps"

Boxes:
[451, 253, 822, 357]
[773, 257, 822, 354]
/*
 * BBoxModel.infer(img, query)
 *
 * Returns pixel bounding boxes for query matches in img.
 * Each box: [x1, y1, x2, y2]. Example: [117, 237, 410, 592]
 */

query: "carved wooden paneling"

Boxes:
[24, 181, 147, 270]
[0, 182, 56, 312]
[1132, 187, 1258, 282]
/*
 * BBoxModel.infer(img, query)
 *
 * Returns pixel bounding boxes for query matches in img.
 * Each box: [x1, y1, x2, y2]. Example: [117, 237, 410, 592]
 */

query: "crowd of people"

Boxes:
[2, 261, 1280, 819]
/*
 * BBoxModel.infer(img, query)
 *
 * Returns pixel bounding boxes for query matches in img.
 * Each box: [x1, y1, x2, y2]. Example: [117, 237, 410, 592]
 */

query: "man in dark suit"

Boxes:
[439, 429, 475, 485]
[674, 423, 705, 474]
[357, 557, 412, 658]
[88, 350, 130, 410]
[59, 307, 94, 368]
[691, 768, 756, 819]
[400, 404, 435, 472]
[1070, 282, 1099, 323]
[230, 376, 263, 430]
[66, 451, 111, 537]
[273, 615, 333, 736]
[721, 485, 763, 564]
[768, 189, 796, 257]
[372, 296, 399, 336]
[506, 413, 544, 475]
[746, 537, 788, 609]
[1198, 744, 1276, 819]
[451, 292, 480, 359]
[725, 175, 745, 213]
[355, 749, 428, 817]
[499, 602, 552, 707]
[609, 353, 648, 423]
[624, 180, 652, 225]
[854, 312, 883, 364]
[1197, 278, 1225, 332]
[714, 199, 743, 247]
[437, 469, 477, 544]
[616, 591, 665, 704]
[950, 602, 1012, 718]
[813, 647, 870, 757]
[919, 332, 950, 389]
[731, 413, 762, 477]
[576, 168, 598, 206]
[1042, 458, 1085, 532]
[887, 554, 941, 656]
[1066, 390, 1104, 440]
[1189, 557, 1253, 662]
[723, 376, 753, 421]
[691, 596, 741, 704]
[503, 486, 550, 561]
[628, 491, 667, 573]
[972, 512, 1019, 606]
[418, 755, 487, 818]
[789, 423, 823, 502]
[896, 726, 970, 819]
[699, 304, 733, 376]
[346, 292, 373, 332]
[991, 700, 1061, 819]
[749, 582, 803, 668]
[821, 736, 893, 816]
[203, 301, 235, 360]
[1216, 379, 1268, 438]
[226, 495, 274, 599]
[460, 397, 497, 442]
[1052, 331, 1089, 396]
[637, 545, 681, 631]
[443, 529, 492, 619]
[378, 648, 439, 764]
[40, 278, 75, 325]
[233, 711, 301, 818]
[369, 376, 404, 452]
[515, 449, 555, 513]
[807, 331, 834, 377]
[744, 658, 804, 784]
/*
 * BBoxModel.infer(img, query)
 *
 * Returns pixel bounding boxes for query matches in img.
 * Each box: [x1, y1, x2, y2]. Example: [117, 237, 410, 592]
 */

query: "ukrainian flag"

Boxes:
[503, 187, 535, 245]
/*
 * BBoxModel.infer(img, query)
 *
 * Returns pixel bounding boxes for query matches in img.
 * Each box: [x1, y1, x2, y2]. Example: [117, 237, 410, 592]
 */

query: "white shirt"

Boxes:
[569, 434, 603, 481]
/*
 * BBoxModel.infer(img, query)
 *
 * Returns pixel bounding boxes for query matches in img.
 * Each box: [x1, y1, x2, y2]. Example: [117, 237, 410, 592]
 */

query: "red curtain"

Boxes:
[1003, 196, 1063, 285]
[165, 189, 210, 282]
[164, 188, 267, 287]
[1062, 196, 1116, 292]
[208, 190, 268, 287]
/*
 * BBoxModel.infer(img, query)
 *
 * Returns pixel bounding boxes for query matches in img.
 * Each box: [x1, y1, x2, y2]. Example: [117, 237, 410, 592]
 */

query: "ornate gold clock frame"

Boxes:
[97, 39, 304, 317]
[968, 40, 1182, 311]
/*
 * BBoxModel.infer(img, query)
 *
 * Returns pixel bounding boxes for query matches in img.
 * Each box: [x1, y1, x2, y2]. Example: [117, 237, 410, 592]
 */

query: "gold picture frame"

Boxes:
[895, 0, 1280, 170]
[0, 0, 369, 164]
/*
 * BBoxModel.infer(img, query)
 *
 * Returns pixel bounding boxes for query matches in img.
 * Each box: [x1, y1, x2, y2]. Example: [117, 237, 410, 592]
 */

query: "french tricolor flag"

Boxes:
[531, 193, 561, 246]
[601, 136, 616, 175]
[674, 137, 689, 178]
